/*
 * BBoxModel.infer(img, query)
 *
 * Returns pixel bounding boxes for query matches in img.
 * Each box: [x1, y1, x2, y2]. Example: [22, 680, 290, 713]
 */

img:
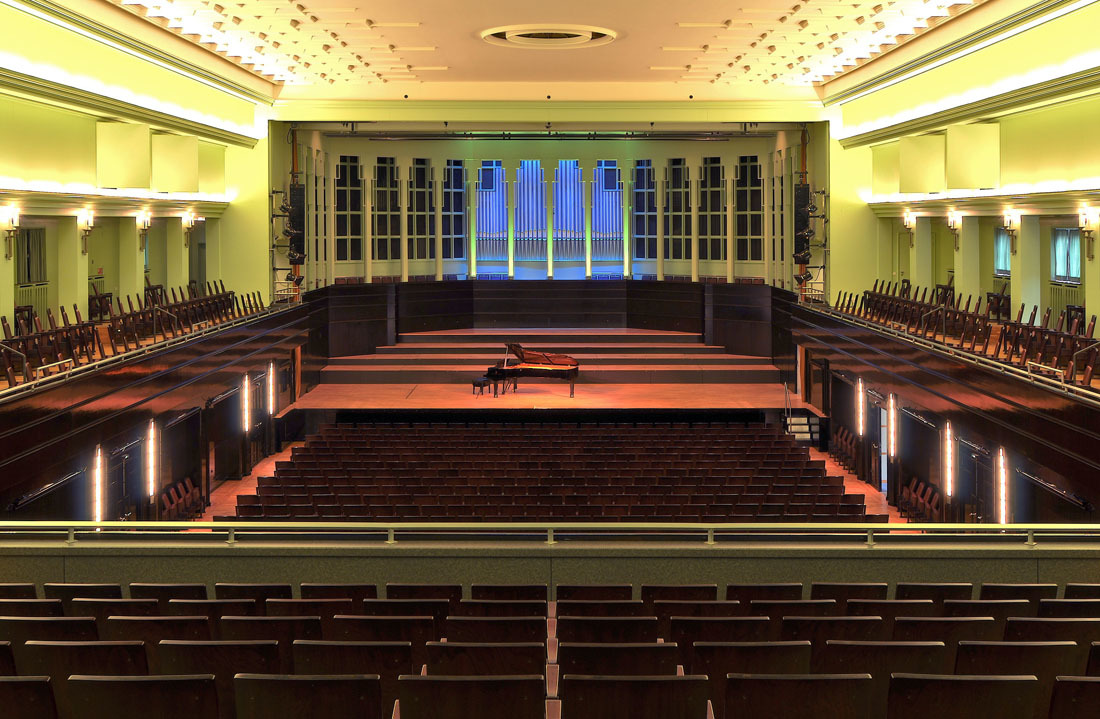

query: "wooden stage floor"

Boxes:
[292, 382, 818, 411]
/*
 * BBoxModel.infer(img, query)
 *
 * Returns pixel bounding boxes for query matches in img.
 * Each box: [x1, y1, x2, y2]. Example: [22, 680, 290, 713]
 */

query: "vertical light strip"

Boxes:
[267, 362, 276, 416]
[93, 445, 103, 523]
[242, 374, 251, 434]
[856, 378, 865, 437]
[997, 447, 1009, 524]
[146, 420, 157, 499]
[943, 422, 954, 498]
[887, 393, 897, 458]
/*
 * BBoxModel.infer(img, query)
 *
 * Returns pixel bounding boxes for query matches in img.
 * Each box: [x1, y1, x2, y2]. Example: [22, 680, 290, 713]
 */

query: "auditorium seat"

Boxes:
[670, 617, 773, 664]
[780, 616, 889, 649]
[234, 674, 383, 719]
[692, 641, 811, 714]
[66, 674, 218, 719]
[894, 583, 974, 607]
[426, 641, 545, 676]
[1064, 584, 1100, 599]
[19, 641, 147, 719]
[1048, 676, 1100, 717]
[0, 676, 59, 719]
[0, 585, 38, 600]
[555, 600, 647, 617]
[639, 585, 718, 610]
[1037, 599, 1100, 618]
[0, 641, 13, 675]
[556, 616, 658, 644]
[979, 584, 1058, 611]
[0, 599, 63, 616]
[815, 640, 952, 717]
[556, 585, 634, 601]
[325, 616, 434, 666]
[218, 616, 322, 672]
[452, 600, 548, 617]
[213, 584, 292, 613]
[292, 640, 412, 708]
[652, 600, 741, 637]
[443, 616, 545, 643]
[846, 600, 936, 633]
[886, 673, 1039, 719]
[943, 599, 1033, 633]
[42, 585, 122, 614]
[470, 585, 547, 601]
[159, 640, 279, 719]
[559, 675, 708, 719]
[69, 599, 158, 629]
[558, 642, 678, 677]
[128, 584, 208, 611]
[0, 618, 99, 662]
[299, 584, 378, 602]
[892, 618, 1000, 661]
[725, 673, 874, 719]
[954, 641, 1082, 719]
[266, 599, 356, 634]
[362, 599, 450, 634]
[167, 599, 258, 631]
[809, 582, 888, 610]
[1003, 618, 1100, 664]
[397, 675, 545, 719]
[385, 584, 463, 611]
[102, 616, 210, 672]
[748, 598, 838, 617]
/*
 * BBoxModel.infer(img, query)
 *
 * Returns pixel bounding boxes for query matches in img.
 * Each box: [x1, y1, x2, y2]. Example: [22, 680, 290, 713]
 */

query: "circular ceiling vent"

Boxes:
[481, 25, 617, 49]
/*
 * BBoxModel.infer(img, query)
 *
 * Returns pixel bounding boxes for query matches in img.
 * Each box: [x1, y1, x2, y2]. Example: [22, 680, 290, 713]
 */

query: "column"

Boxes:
[690, 169, 700, 283]
[399, 171, 409, 283]
[164, 217, 188, 292]
[364, 169, 373, 283]
[583, 169, 592, 279]
[468, 179, 477, 279]
[506, 163, 515, 279]
[954, 215, 981, 303]
[433, 165, 443, 282]
[1011, 214, 1042, 313]
[0, 227, 15, 322]
[656, 178, 666, 281]
[875, 218, 894, 287]
[621, 179, 631, 278]
[910, 216, 934, 291]
[1084, 226, 1100, 322]
[118, 217, 144, 303]
[57, 216, 89, 317]
[726, 175, 735, 284]
[546, 175, 555, 278]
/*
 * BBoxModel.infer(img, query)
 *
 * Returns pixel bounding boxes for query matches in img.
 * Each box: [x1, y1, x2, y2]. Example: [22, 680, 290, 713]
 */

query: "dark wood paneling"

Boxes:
[472, 281, 629, 328]
[0, 305, 309, 518]
[310, 284, 395, 357]
[707, 284, 773, 358]
[626, 282, 704, 333]
[396, 282, 474, 333]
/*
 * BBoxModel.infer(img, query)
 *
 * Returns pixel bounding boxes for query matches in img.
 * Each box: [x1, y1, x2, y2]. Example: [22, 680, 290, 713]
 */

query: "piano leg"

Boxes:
[570, 379, 574, 398]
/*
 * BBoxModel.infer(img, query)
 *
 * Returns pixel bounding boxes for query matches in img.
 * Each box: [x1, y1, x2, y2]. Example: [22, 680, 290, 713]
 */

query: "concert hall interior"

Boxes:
[2, 0, 1100, 717]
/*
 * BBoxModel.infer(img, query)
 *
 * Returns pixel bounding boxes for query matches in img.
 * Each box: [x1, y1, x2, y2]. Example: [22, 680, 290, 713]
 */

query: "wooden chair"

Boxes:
[325, 616, 434, 666]
[470, 585, 547, 601]
[213, 584, 292, 613]
[556, 616, 658, 644]
[560, 675, 708, 719]
[66, 674, 217, 719]
[235, 674, 383, 719]
[726, 583, 803, 604]
[444, 616, 546, 643]
[555, 585, 633, 601]
[452, 600, 548, 617]
[19, 640, 147, 719]
[0, 676, 59, 719]
[426, 641, 545, 677]
[397, 675, 545, 719]
[217, 616, 322, 673]
[299, 583, 378, 603]
[955, 640, 1083, 719]
[555, 600, 647, 617]
[886, 673, 1038, 719]
[293, 640, 412, 711]
[0, 599, 63, 617]
[1049, 676, 1100, 718]
[894, 583, 973, 607]
[159, 640, 279, 719]
[128, 584, 208, 612]
[725, 673, 873, 719]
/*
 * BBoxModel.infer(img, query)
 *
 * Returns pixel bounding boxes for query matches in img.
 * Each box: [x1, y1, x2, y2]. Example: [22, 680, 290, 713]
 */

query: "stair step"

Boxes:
[320, 364, 781, 384]
[398, 330, 703, 344]
[376, 343, 729, 355]
[329, 353, 766, 367]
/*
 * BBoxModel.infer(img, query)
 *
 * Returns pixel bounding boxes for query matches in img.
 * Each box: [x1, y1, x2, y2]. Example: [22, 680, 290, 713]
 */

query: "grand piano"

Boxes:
[486, 343, 579, 398]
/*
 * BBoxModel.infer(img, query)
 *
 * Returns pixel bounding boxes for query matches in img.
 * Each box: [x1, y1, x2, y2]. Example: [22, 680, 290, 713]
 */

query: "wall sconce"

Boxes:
[1002, 208, 1021, 255]
[77, 208, 95, 255]
[901, 210, 915, 248]
[137, 210, 152, 252]
[1080, 206, 1097, 261]
[182, 211, 196, 248]
[947, 210, 962, 251]
[1, 204, 20, 260]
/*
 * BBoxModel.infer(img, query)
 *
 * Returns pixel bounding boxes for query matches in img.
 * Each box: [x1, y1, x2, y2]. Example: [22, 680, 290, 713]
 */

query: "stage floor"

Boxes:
[292, 382, 822, 412]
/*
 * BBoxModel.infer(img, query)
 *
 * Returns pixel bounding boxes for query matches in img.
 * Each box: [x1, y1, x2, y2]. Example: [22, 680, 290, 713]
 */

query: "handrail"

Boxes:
[0, 520, 1098, 548]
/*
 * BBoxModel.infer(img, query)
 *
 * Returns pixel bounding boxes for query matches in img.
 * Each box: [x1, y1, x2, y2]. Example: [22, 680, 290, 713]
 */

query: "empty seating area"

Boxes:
[232, 422, 883, 522]
[833, 282, 1099, 391]
[1, 281, 266, 389]
[4, 579, 1100, 717]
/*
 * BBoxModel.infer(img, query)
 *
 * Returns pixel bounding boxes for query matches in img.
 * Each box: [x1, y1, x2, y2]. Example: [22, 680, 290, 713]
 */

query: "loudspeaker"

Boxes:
[793, 182, 812, 256]
[288, 183, 306, 258]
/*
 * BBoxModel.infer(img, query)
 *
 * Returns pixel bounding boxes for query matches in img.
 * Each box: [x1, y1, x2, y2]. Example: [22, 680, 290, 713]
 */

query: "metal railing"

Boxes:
[1, 520, 1099, 548]
[15, 281, 49, 317]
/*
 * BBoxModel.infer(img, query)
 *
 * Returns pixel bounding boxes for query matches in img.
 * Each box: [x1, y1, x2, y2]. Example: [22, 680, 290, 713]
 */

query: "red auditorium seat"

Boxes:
[233, 674, 383, 719]
[159, 640, 280, 719]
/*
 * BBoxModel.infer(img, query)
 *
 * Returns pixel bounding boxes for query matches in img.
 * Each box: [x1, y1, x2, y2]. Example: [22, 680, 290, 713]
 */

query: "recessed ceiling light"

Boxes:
[481, 25, 617, 50]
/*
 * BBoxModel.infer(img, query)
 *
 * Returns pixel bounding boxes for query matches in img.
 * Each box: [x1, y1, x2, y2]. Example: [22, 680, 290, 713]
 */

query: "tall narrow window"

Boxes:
[334, 155, 362, 262]
[664, 158, 691, 260]
[735, 155, 764, 262]
[476, 160, 507, 261]
[442, 160, 466, 260]
[698, 157, 726, 261]
[407, 158, 435, 261]
[592, 160, 623, 261]
[514, 160, 546, 261]
[371, 157, 400, 261]
[632, 160, 657, 260]
[554, 160, 585, 261]
[993, 228, 1011, 277]
[1051, 228, 1081, 283]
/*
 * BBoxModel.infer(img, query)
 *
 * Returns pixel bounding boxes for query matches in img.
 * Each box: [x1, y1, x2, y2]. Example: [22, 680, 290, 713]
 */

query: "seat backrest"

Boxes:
[809, 583, 888, 608]
[234, 674, 383, 719]
[780, 616, 888, 647]
[325, 616, 434, 666]
[425, 642, 545, 676]
[0, 617, 98, 649]
[558, 642, 677, 676]
[1049, 676, 1100, 718]
[292, 640, 412, 710]
[0, 599, 63, 617]
[555, 585, 633, 601]
[560, 675, 709, 719]
[0, 584, 37, 600]
[299, 584, 378, 603]
[555, 600, 647, 617]
[639, 585, 718, 607]
[692, 641, 812, 716]
[886, 673, 1038, 719]
[213, 584, 292, 612]
[670, 617, 773, 665]
[42, 585, 122, 614]
[979, 584, 1058, 609]
[894, 583, 973, 606]
[385, 584, 462, 610]
[816, 641, 952, 717]
[0, 676, 58, 719]
[266, 599, 355, 619]
[726, 584, 804, 604]
[0, 641, 13, 675]
[20, 641, 147, 719]
[452, 600, 548, 618]
[129, 584, 208, 612]
[469, 585, 547, 601]
[725, 673, 873, 719]
[66, 674, 218, 719]
[167, 599, 258, 621]
[1038, 599, 1100, 618]
[556, 616, 658, 644]
[444, 616, 546, 644]
[101, 616, 210, 672]
[159, 640, 279, 719]
[397, 675, 545, 719]
[955, 641, 1082, 719]
[218, 616, 322, 673]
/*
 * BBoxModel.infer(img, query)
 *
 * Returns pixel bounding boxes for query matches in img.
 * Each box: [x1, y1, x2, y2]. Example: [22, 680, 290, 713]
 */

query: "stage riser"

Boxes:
[376, 344, 728, 355]
[398, 332, 704, 344]
[329, 355, 760, 366]
[320, 367, 781, 384]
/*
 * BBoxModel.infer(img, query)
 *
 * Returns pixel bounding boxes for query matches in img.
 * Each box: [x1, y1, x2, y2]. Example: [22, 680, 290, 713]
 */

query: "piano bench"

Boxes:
[472, 376, 491, 396]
